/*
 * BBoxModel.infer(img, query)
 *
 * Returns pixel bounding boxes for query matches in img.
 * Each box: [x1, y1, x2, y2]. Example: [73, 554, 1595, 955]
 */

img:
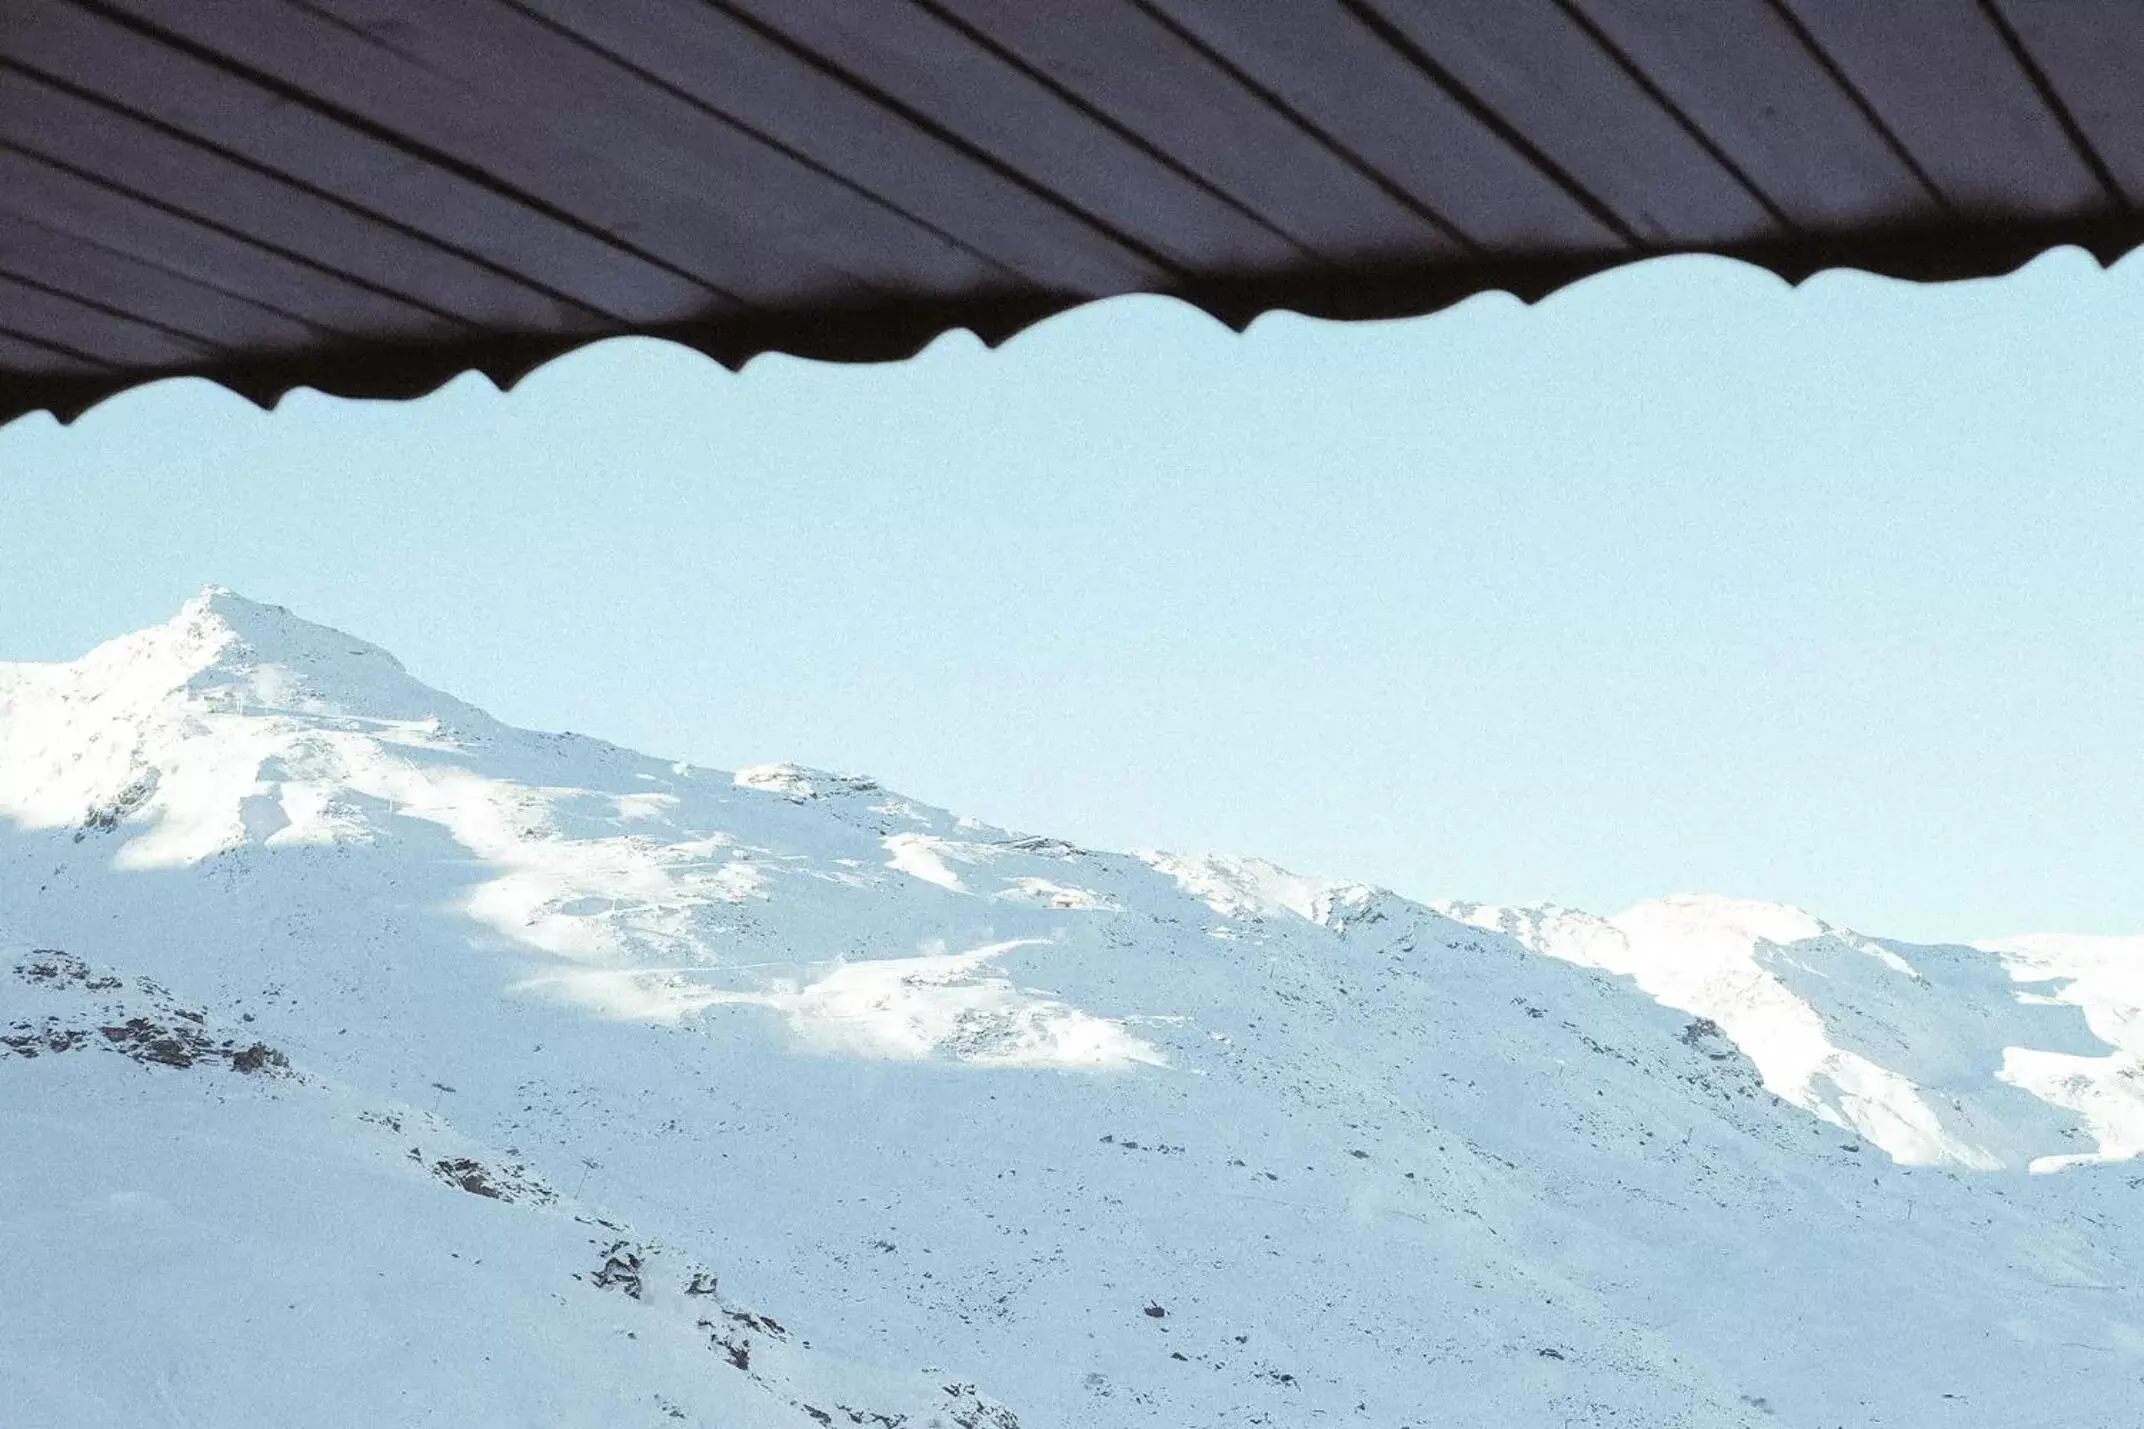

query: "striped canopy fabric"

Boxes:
[4, 0, 2143, 424]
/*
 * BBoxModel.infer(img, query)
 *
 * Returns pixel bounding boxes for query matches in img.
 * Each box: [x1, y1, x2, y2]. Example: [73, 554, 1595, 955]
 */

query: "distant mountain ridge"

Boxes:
[1439, 894, 2144, 1173]
[4, 590, 2141, 1428]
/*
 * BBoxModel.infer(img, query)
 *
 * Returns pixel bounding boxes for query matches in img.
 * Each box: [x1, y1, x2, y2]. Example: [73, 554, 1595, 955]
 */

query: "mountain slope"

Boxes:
[1442, 895, 2144, 1172]
[4, 590, 2141, 1428]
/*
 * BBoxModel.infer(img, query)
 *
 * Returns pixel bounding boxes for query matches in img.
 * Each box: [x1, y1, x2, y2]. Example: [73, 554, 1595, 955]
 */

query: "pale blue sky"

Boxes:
[3, 249, 2140, 942]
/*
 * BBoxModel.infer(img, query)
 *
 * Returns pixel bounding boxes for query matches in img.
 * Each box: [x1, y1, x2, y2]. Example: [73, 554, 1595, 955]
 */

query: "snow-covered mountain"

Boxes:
[4, 589, 2141, 1428]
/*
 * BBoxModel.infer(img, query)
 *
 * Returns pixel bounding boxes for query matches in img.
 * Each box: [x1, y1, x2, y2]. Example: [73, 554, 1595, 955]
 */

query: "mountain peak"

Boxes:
[0, 593, 488, 847]
[0, 591, 482, 771]
[159, 586, 411, 684]
[185, 583, 275, 617]
[178, 583, 294, 634]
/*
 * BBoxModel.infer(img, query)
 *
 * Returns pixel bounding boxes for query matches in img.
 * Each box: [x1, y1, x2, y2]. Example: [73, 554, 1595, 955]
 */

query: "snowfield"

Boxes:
[3, 589, 2141, 1428]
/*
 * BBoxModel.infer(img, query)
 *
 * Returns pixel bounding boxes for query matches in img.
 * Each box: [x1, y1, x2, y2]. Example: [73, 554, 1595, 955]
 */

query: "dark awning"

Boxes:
[5, 0, 2143, 425]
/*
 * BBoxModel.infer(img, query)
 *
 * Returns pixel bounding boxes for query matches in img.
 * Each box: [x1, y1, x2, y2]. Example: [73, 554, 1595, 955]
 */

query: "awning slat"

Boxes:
[1980, 0, 2144, 209]
[1562, 0, 1938, 232]
[0, 271, 217, 370]
[0, 211, 326, 354]
[0, 66, 593, 331]
[90, 0, 771, 306]
[294, 0, 1024, 301]
[1, 2, 704, 325]
[716, 0, 1314, 276]
[0, 144, 460, 340]
[1778, 0, 2111, 216]
[516, 0, 1169, 295]
[1355, 0, 1778, 248]
[929, 0, 1463, 264]
[0, 327, 118, 377]
[1140, 0, 1627, 253]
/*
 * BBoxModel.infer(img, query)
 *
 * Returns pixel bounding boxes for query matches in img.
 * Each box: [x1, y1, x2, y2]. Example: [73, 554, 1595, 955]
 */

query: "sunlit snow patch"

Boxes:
[695, 939, 1165, 1069]
[997, 877, 1117, 911]
[881, 833, 968, 891]
[1139, 851, 1354, 922]
[1980, 933, 2144, 1169]
[516, 940, 1165, 1069]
